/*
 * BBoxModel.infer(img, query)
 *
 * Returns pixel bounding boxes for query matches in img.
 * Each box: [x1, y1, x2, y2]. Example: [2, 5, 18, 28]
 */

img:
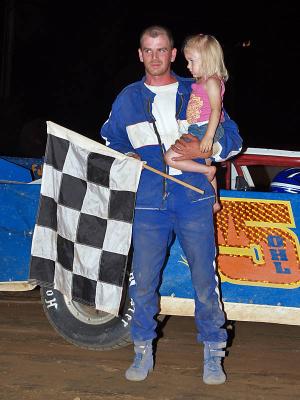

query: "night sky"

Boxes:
[1, 1, 300, 157]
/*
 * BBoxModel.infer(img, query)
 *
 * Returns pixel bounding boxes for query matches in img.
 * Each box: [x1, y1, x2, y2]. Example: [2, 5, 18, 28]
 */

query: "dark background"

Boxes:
[1, 0, 300, 157]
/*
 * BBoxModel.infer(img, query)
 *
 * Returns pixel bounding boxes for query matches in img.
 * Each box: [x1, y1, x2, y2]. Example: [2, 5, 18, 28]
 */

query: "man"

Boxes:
[101, 25, 242, 384]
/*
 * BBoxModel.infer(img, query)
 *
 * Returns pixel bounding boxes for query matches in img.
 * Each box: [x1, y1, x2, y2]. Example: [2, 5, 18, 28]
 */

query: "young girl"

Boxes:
[164, 33, 228, 213]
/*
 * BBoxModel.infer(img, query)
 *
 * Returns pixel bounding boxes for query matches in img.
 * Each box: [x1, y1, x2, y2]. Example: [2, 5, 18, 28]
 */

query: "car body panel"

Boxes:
[159, 190, 300, 325]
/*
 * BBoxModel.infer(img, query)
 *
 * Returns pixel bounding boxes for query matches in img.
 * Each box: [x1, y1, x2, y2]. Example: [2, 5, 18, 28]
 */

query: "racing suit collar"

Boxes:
[140, 72, 191, 121]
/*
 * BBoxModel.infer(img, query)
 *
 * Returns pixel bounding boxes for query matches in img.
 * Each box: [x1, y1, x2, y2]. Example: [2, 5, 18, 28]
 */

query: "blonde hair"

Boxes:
[183, 34, 228, 82]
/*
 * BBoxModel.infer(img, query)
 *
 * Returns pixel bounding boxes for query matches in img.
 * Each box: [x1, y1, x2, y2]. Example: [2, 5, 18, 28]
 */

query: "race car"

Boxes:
[0, 146, 299, 350]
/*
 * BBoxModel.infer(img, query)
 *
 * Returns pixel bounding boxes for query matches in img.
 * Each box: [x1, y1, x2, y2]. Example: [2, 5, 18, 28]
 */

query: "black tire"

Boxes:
[40, 286, 133, 351]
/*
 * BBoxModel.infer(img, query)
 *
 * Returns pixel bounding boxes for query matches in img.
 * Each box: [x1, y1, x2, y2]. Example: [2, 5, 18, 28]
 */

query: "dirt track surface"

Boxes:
[0, 289, 300, 400]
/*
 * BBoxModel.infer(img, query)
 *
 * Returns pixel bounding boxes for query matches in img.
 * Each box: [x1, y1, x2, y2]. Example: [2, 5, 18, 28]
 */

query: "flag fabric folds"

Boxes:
[30, 121, 143, 315]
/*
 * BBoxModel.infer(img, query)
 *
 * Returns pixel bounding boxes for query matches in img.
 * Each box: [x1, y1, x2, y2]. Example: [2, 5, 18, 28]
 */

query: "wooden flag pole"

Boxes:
[143, 163, 204, 194]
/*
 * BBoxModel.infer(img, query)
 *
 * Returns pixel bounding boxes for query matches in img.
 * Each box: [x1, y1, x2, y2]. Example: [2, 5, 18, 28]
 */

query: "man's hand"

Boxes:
[127, 152, 141, 161]
[171, 134, 212, 160]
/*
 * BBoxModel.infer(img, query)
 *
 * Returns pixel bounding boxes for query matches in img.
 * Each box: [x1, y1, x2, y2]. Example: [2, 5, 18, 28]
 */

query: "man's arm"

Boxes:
[170, 134, 212, 160]
[100, 97, 136, 155]
[171, 113, 243, 162]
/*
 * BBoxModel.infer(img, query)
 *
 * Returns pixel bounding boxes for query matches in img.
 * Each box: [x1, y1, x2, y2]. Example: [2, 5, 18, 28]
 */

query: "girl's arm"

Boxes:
[199, 78, 222, 152]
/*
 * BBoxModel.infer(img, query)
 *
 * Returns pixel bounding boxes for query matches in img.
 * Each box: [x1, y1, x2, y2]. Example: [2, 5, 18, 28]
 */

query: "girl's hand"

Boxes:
[199, 136, 213, 153]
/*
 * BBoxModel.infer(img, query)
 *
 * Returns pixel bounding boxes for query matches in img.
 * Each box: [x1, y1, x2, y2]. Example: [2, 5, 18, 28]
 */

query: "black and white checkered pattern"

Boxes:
[30, 122, 142, 315]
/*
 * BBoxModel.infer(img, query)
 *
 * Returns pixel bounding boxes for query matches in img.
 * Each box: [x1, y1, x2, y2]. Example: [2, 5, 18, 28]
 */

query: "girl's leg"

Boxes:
[205, 159, 221, 213]
[164, 148, 216, 181]
[211, 176, 221, 213]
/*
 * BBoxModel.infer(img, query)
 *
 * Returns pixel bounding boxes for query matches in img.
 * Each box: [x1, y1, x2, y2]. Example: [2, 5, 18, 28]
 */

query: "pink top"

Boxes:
[186, 79, 225, 124]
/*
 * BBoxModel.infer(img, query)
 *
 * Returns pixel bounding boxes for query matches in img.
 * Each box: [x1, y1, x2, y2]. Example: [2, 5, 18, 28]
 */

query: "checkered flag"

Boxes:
[30, 122, 143, 315]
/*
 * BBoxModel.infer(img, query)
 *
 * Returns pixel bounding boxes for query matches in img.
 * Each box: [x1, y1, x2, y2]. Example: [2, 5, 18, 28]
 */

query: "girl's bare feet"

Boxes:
[213, 201, 221, 214]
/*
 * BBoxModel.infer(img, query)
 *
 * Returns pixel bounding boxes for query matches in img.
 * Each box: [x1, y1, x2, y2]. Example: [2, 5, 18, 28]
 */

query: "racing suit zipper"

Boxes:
[147, 93, 184, 202]
[175, 93, 184, 120]
[153, 120, 168, 200]
[147, 100, 167, 200]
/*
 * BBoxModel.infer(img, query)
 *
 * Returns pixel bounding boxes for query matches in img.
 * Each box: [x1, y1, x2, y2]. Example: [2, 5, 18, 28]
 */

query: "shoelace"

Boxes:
[205, 357, 221, 372]
[132, 352, 143, 368]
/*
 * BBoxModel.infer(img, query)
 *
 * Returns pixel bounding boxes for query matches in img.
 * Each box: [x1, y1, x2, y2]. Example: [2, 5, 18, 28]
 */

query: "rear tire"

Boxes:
[40, 286, 133, 350]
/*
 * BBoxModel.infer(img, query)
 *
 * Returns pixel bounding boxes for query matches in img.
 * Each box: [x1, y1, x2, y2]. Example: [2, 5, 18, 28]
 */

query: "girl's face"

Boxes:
[184, 48, 203, 79]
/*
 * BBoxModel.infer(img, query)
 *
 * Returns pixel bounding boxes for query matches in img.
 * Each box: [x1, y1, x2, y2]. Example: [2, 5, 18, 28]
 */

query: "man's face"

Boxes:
[138, 34, 177, 77]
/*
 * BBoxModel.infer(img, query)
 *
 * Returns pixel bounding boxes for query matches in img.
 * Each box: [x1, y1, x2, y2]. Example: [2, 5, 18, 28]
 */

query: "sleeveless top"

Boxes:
[186, 78, 225, 124]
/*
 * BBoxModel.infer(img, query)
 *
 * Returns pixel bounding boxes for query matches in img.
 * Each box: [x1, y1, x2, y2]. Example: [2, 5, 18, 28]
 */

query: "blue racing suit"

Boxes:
[101, 73, 242, 343]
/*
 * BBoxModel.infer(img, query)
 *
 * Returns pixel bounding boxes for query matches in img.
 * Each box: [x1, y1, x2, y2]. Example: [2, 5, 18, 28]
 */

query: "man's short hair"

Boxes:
[139, 25, 174, 48]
